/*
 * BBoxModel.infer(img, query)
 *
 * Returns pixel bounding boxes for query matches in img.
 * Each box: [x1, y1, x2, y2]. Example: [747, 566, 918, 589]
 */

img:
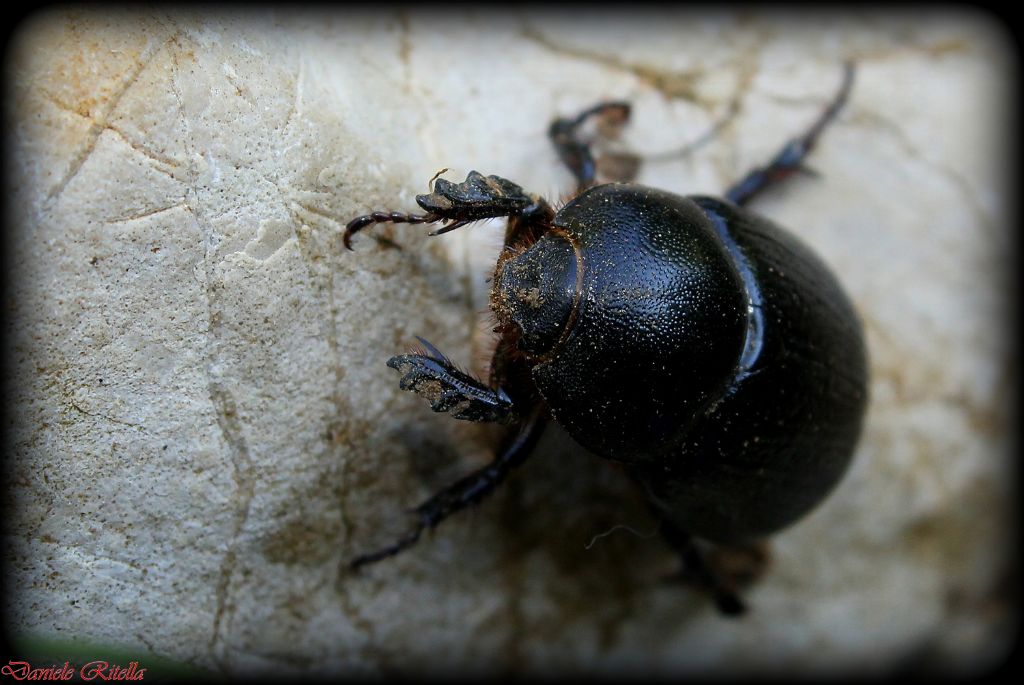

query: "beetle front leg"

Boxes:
[344, 170, 554, 249]
[350, 406, 547, 569]
[725, 62, 854, 207]
[387, 337, 517, 424]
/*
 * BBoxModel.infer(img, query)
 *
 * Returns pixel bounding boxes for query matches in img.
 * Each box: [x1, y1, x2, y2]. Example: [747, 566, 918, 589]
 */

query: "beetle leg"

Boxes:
[386, 337, 518, 424]
[657, 519, 749, 616]
[706, 540, 772, 589]
[416, 170, 554, 230]
[350, 406, 547, 569]
[344, 170, 554, 249]
[725, 62, 855, 206]
[549, 101, 634, 193]
[343, 210, 437, 250]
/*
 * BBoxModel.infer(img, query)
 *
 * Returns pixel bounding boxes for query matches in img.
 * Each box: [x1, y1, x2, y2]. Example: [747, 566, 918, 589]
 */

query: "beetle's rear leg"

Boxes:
[706, 540, 772, 589]
[344, 170, 554, 249]
[657, 519, 750, 616]
[549, 101, 638, 193]
[725, 62, 854, 207]
[350, 406, 547, 569]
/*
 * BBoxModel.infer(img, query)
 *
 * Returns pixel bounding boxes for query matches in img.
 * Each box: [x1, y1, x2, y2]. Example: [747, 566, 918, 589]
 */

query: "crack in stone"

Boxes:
[282, 57, 303, 133]
[45, 539, 148, 574]
[135, 632, 157, 654]
[223, 69, 256, 109]
[164, 27, 247, 672]
[324, 271, 380, 655]
[286, 196, 380, 657]
[42, 92, 184, 186]
[520, 24, 708, 105]
[45, 31, 179, 207]
[291, 200, 342, 229]
[107, 202, 191, 225]
[856, 109, 998, 242]
[105, 123, 183, 174]
[520, 24, 761, 192]
[207, 382, 257, 669]
[65, 399, 153, 434]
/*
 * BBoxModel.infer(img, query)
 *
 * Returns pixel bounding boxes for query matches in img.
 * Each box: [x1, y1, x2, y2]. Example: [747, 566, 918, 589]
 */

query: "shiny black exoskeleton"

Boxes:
[343, 65, 867, 615]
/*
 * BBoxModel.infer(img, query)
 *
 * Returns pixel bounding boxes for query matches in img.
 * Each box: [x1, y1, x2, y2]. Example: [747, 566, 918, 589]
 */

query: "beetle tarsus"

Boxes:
[350, 524, 424, 569]
[343, 211, 437, 250]
[725, 62, 855, 206]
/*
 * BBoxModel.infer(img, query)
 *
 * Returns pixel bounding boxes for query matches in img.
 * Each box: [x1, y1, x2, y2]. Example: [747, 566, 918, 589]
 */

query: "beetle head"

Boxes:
[491, 233, 579, 359]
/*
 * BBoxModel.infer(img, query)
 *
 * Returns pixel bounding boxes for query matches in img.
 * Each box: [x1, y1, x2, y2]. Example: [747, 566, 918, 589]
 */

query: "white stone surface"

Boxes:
[5, 8, 1014, 678]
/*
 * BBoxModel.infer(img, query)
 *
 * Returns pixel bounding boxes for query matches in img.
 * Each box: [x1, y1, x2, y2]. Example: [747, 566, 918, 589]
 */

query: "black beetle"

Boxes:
[343, 64, 867, 615]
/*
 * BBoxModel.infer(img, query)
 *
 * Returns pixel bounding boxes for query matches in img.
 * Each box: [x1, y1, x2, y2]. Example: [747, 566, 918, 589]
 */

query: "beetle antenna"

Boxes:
[428, 167, 449, 190]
